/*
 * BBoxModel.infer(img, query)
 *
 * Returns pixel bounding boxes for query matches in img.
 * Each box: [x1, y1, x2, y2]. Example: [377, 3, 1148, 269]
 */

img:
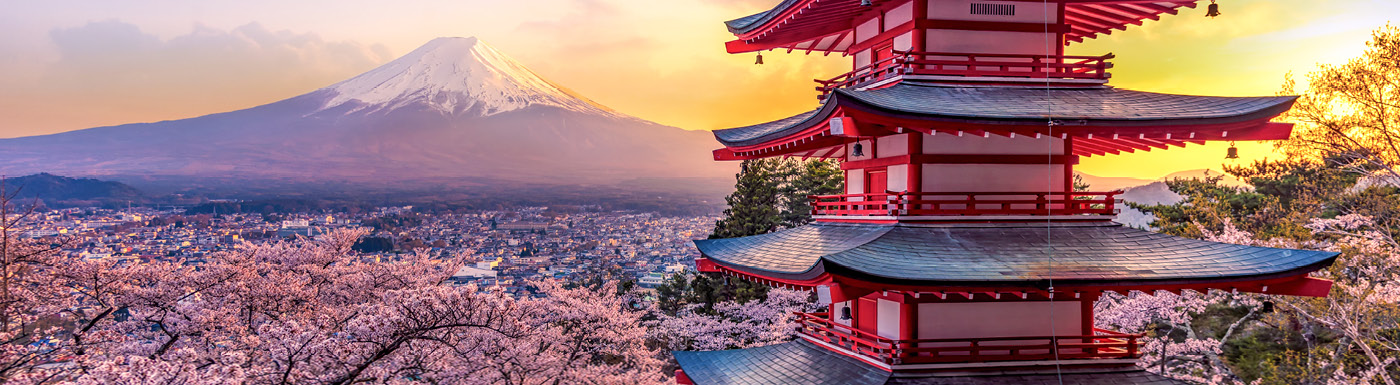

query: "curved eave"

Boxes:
[828, 86, 1298, 129]
[820, 254, 1339, 292]
[711, 85, 1299, 159]
[694, 222, 1340, 296]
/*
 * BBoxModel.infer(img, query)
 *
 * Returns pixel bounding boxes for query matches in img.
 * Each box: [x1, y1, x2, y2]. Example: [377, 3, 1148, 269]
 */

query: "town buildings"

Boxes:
[22, 206, 707, 296]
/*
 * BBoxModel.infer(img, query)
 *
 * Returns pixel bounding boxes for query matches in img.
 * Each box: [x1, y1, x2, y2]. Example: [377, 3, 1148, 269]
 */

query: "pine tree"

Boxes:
[710, 159, 783, 239]
[779, 159, 844, 228]
[710, 158, 845, 238]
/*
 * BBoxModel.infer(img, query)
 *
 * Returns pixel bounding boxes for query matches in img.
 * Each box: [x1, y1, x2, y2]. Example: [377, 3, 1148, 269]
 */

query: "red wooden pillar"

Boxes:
[899, 297, 917, 339]
[855, 297, 879, 335]
[912, 0, 928, 53]
[1080, 293, 1097, 335]
[1063, 136, 1075, 192]
[907, 133, 923, 193]
[899, 295, 917, 363]
[1056, 3, 1068, 58]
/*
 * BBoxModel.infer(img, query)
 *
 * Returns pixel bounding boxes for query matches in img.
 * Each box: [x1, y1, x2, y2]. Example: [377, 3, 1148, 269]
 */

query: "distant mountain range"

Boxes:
[0, 37, 732, 190]
[1083, 168, 1249, 228]
[1076, 168, 1245, 191]
[1, 173, 143, 206]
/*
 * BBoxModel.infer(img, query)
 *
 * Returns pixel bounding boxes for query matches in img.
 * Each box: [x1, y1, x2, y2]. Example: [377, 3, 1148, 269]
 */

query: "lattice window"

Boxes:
[970, 3, 1015, 16]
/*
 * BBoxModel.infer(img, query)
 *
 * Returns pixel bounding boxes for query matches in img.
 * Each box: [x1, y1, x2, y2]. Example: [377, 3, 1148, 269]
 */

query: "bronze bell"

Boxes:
[1206, 1, 1221, 18]
[852, 142, 865, 157]
[1226, 143, 1239, 159]
[755, 53, 763, 65]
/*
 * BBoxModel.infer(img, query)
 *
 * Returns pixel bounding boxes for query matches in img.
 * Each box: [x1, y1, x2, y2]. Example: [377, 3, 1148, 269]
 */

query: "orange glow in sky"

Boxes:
[0, 0, 1393, 180]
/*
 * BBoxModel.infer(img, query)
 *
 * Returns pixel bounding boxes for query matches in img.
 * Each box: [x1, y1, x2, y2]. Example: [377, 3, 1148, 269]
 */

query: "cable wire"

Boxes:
[1042, 0, 1065, 383]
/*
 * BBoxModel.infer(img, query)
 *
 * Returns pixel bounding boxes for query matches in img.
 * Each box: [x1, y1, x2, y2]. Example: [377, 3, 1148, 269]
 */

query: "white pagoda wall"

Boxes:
[877, 135, 910, 157]
[847, 169, 865, 194]
[922, 164, 1064, 192]
[833, 301, 853, 327]
[917, 301, 1080, 339]
[844, 133, 1069, 194]
[877, 298, 901, 339]
[920, 133, 1066, 193]
[926, 0, 1059, 23]
[922, 133, 1063, 155]
[924, 30, 1052, 55]
[886, 1, 915, 27]
[923, 0, 1060, 57]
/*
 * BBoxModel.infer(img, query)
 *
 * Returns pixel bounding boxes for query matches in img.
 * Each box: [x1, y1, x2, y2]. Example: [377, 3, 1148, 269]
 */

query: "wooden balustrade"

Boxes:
[795, 312, 1144, 365]
[809, 191, 1122, 218]
[815, 51, 1114, 95]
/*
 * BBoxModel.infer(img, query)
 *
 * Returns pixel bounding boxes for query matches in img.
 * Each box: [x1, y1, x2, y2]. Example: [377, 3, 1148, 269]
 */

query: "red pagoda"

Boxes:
[672, 1, 1339, 384]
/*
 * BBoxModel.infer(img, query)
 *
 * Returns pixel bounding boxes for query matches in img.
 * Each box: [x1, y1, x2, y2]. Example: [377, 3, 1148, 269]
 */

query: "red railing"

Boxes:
[795, 312, 1143, 365]
[816, 51, 1114, 95]
[809, 191, 1122, 218]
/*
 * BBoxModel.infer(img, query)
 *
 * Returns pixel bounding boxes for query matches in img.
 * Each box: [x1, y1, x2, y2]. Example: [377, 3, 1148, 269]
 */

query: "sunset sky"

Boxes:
[0, 0, 1394, 179]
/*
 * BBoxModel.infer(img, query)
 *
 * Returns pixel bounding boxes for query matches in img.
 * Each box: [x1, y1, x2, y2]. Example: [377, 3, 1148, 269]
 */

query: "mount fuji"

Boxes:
[0, 37, 731, 189]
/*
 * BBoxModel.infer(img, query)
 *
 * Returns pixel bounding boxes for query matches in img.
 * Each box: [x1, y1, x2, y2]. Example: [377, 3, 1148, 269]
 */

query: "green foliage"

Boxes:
[710, 158, 844, 239]
[1130, 159, 1364, 241]
[653, 273, 769, 316]
[1126, 154, 1400, 381]
[710, 159, 783, 239]
[778, 159, 845, 228]
[1072, 173, 1091, 192]
[696, 157, 840, 311]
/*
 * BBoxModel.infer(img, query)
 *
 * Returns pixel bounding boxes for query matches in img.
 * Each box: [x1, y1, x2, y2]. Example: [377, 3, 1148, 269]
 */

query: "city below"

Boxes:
[23, 204, 710, 295]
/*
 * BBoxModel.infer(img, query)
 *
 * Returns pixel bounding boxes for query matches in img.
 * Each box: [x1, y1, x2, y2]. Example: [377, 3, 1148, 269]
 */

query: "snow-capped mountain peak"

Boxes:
[319, 37, 615, 117]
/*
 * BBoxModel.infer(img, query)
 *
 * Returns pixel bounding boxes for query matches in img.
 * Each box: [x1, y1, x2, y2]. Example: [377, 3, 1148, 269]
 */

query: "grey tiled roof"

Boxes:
[674, 340, 1188, 384]
[712, 108, 825, 144]
[712, 84, 1297, 147]
[887, 369, 1189, 385]
[694, 222, 1338, 285]
[674, 339, 890, 385]
[724, 0, 803, 33]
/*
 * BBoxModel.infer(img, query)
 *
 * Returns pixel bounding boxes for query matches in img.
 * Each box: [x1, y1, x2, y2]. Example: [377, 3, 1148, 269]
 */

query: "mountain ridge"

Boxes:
[0, 37, 733, 188]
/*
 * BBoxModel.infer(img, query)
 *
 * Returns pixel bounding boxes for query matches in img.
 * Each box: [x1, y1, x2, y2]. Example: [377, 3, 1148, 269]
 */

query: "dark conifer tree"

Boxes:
[709, 159, 782, 239]
[779, 159, 844, 228]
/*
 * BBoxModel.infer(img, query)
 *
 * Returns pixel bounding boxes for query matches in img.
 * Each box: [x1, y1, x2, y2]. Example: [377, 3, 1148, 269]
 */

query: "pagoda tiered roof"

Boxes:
[694, 222, 1337, 294]
[674, 339, 1187, 384]
[724, 0, 1200, 53]
[712, 83, 1298, 159]
[674, 339, 889, 385]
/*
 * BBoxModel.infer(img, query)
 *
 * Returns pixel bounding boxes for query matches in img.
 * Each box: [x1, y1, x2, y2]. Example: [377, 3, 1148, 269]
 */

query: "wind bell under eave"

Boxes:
[1206, 0, 1221, 18]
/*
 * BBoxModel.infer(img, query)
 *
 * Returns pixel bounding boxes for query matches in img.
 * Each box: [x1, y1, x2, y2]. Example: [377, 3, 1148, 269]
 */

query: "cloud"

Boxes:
[0, 20, 393, 137]
[44, 20, 391, 100]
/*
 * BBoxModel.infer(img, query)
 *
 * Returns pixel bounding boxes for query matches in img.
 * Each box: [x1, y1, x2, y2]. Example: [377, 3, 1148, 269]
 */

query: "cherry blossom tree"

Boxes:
[0, 227, 667, 385]
[1292, 214, 1400, 385]
[649, 286, 816, 352]
[1097, 218, 1400, 384]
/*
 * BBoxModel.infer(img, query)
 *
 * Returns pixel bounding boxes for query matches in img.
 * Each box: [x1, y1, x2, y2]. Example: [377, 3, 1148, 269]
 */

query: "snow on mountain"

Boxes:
[319, 37, 617, 117]
[0, 37, 732, 187]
